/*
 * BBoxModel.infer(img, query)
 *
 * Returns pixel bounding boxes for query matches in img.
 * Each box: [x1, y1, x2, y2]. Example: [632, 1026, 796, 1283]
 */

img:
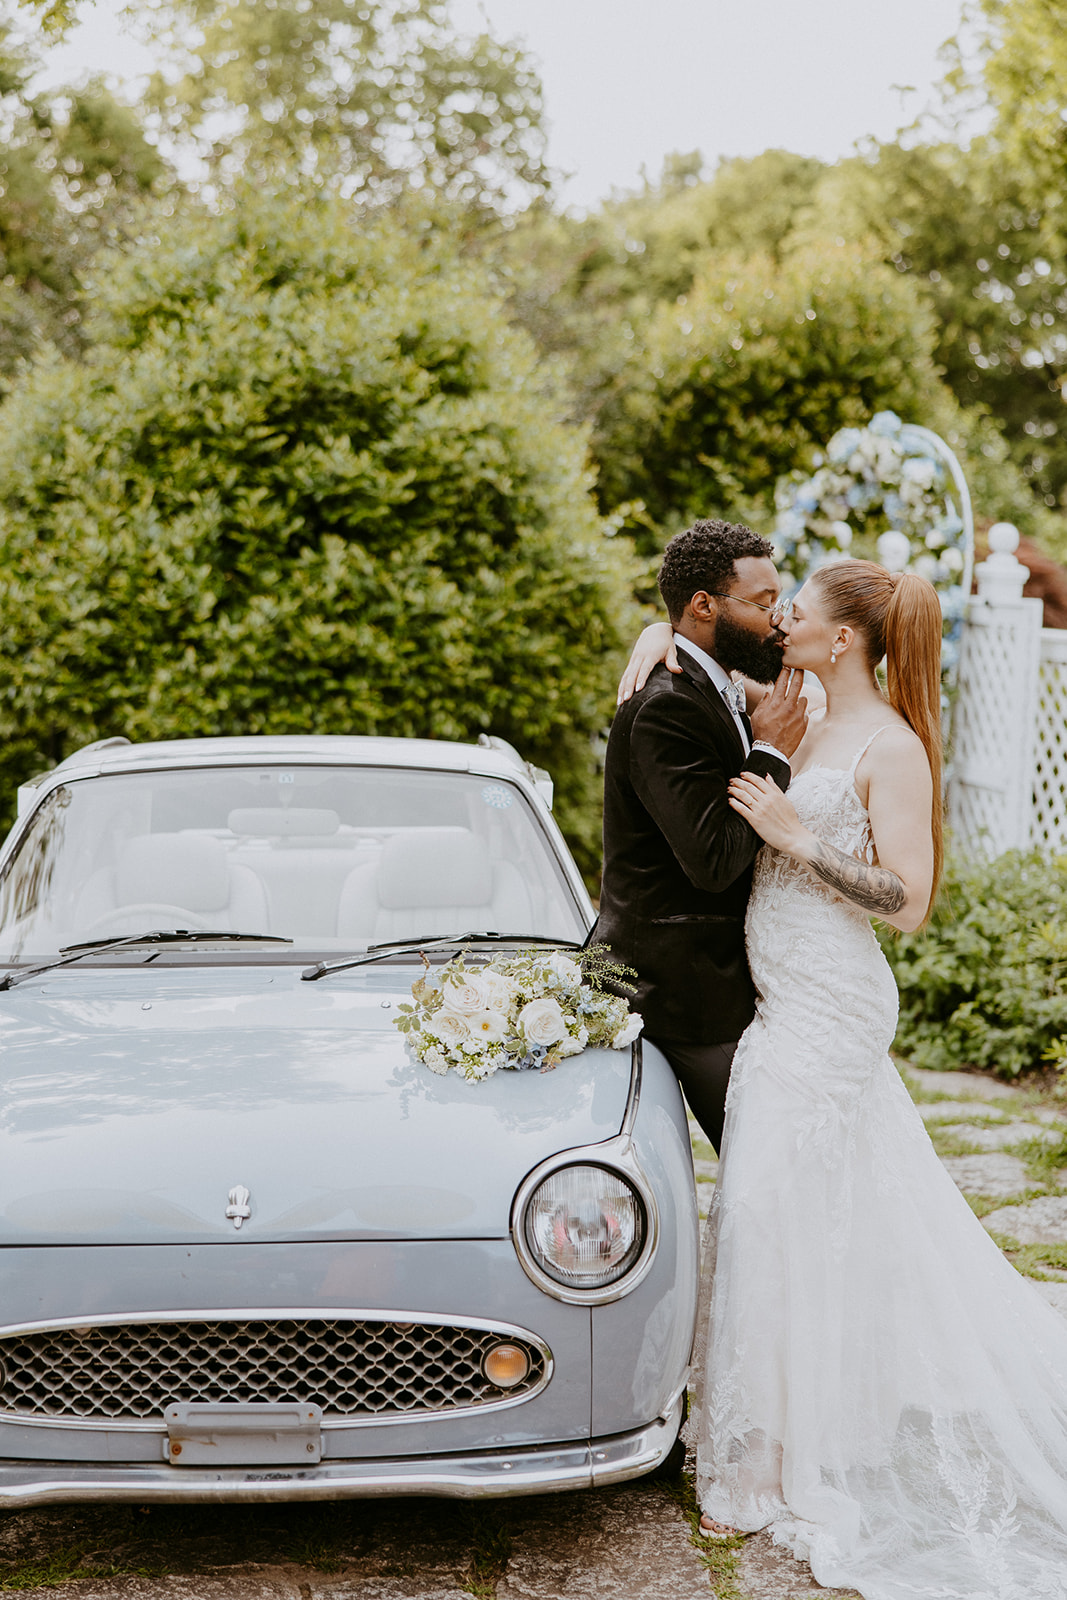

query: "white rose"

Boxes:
[482, 970, 519, 1010]
[468, 1008, 510, 1044]
[518, 996, 569, 1047]
[612, 1012, 644, 1049]
[433, 1007, 472, 1047]
[440, 973, 491, 1014]
[422, 1046, 450, 1075]
[556, 1033, 586, 1059]
[544, 952, 583, 989]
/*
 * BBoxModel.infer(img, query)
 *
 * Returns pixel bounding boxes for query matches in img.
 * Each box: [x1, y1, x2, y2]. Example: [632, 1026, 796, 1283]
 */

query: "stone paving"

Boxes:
[1, 1066, 1064, 1599]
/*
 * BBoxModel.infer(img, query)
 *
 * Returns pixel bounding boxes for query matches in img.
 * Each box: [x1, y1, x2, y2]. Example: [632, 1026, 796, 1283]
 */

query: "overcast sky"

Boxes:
[43, 0, 970, 209]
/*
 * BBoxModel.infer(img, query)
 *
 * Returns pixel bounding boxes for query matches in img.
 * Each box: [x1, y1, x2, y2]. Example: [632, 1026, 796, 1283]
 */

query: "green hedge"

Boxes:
[0, 191, 639, 881]
[878, 849, 1067, 1079]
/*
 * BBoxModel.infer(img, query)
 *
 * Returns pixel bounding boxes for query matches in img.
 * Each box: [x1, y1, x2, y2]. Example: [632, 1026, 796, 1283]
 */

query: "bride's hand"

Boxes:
[728, 772, 807, 853]
[617, 622, 680, 705]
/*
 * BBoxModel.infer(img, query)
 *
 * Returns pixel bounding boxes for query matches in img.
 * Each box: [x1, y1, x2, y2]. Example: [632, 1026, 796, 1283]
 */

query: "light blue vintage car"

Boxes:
[0, 735, 699, 1506]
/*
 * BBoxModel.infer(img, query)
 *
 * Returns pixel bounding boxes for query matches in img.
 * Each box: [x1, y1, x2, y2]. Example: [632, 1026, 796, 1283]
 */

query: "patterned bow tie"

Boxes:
[721, 680, 746, 718]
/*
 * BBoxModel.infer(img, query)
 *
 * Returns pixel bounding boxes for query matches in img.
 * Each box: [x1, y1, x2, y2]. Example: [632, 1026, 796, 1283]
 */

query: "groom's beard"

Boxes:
[714, 612, 786, 685]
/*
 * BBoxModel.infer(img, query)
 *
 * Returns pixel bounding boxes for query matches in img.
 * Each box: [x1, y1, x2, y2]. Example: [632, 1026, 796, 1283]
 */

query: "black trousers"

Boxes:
[648, 1035, 739, 1156]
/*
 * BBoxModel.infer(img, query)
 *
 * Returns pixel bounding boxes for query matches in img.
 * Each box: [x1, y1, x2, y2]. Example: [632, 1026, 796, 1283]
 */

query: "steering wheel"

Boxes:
[78, 904, 218, 938]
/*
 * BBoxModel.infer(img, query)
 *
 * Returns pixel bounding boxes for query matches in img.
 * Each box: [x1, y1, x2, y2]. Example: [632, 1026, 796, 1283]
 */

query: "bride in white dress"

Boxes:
[626, 560, 1067, 1600]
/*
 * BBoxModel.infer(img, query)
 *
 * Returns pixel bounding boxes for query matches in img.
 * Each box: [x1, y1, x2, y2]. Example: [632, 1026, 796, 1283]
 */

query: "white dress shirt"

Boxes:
[673, 633, 790, 768]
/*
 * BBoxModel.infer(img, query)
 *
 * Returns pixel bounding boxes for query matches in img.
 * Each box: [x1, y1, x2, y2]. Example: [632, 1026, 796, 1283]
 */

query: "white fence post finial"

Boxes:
[975, 522, 1030, 604]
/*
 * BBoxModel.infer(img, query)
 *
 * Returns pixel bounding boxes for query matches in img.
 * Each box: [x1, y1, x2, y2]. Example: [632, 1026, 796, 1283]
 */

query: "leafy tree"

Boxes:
[591, 241, 948, 551]
[947, 0, 1067, 225]
[0, 16, 166, 374]
[0, 191, 637, 876]
[137, 0, 548, 207]
[801, 139, 1067, 509]
[493, 150, 826, 421]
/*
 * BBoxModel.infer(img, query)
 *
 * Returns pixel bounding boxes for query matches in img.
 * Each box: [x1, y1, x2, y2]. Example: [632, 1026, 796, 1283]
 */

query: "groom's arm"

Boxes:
[629, 693, 790, 895]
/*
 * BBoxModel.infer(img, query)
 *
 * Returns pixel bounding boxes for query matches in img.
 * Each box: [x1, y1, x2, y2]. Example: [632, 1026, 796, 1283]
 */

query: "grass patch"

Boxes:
[1016, 1130, 1067, 1183]
[661, 1464, 749, 1600]
[0, 1547, 169, 1590]
[986, 1228, 1057, 1280]
[283, 1507, 350, 1573]
[993, 1235, 1067, 1279]
[460, 1506, 512, 1599]
[898, 1070, 957, 1105]
[926, 1128, 1000, 1159]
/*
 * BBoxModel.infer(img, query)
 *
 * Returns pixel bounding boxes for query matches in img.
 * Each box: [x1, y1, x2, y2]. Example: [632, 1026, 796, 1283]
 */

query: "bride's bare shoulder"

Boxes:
[865, 720, 930, 776]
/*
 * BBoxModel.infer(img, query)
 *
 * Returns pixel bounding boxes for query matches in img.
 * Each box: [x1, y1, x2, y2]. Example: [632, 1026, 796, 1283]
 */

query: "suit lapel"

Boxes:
[676, 653, 747, 759]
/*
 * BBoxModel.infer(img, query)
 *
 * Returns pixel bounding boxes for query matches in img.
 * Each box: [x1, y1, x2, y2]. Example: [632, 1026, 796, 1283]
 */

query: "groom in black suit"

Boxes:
[596, 520, 807, 1153]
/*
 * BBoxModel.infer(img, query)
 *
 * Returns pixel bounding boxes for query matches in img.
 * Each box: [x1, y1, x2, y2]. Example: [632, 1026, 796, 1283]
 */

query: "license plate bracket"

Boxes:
[164, 1401, 323, 1466]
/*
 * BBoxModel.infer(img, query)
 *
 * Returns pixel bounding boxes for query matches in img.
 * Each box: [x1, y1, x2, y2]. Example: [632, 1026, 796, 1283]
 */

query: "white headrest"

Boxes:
[117, 834, 229, 911]
[378, 830, 493, 910]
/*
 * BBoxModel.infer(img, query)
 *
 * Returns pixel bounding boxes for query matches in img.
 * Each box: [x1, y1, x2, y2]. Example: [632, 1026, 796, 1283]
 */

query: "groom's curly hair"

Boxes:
[658, 519, 774, 622]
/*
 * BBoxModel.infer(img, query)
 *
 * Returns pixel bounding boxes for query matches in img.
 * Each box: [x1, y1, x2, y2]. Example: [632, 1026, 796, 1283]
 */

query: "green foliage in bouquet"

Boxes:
[0, 189, 639, 879]
[878, 849, 1067, 1080]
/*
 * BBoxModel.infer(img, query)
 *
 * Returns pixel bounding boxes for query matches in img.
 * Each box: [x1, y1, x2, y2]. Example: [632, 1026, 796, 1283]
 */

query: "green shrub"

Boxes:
[0, 191, 639, 880]
[879, 848, 1067, 1079]
[591, 240, 947, 550]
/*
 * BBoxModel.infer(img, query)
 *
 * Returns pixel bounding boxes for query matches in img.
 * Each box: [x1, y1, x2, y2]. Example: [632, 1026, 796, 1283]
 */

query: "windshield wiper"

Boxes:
[0, 930, 293, 992]
[301, 932, 583, 983]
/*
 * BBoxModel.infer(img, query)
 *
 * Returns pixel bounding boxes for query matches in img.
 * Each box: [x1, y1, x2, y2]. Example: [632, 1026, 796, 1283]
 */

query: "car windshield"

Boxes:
[0, 765, 587, 961]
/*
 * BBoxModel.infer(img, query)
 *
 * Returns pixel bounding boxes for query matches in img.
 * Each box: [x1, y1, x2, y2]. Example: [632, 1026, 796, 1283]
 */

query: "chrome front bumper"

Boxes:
[0, 1395, 683, 1507]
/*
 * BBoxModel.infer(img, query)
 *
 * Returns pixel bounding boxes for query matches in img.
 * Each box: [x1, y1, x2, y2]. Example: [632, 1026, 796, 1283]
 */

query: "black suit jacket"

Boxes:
[595, 652, 791, 1044]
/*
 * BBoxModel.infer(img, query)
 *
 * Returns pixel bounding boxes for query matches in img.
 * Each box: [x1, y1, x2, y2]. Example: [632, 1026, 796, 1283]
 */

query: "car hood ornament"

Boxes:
[225, 1185, 251, 1230]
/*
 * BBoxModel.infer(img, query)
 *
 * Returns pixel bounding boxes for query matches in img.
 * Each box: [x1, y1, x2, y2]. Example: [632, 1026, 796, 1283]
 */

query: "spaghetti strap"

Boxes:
[847, 725, 896, 777]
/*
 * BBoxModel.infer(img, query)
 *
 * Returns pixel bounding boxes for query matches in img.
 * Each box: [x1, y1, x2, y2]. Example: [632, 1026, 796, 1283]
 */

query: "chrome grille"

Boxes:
[0, 1318, 548, 1422]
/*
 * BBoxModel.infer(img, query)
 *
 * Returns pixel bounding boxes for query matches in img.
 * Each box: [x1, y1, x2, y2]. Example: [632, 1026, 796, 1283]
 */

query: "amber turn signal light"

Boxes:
[483, 1342, 530, 1389]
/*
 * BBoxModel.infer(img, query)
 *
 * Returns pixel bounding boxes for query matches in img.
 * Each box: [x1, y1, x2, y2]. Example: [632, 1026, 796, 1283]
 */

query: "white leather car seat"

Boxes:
[73, 833, 270, 934]
[336, 828, 532, 943]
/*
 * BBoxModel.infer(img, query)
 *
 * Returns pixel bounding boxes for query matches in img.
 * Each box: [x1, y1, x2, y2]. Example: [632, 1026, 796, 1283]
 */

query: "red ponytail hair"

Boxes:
[811, 561, 944, 919]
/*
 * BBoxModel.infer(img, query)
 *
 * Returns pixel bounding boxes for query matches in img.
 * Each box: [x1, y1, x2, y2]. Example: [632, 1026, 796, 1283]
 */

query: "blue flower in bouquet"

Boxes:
[827, 427, 862, 466]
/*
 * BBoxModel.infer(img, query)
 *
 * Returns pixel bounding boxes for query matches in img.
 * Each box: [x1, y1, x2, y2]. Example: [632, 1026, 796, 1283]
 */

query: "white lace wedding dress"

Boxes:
[694, 730, 1067, 1600]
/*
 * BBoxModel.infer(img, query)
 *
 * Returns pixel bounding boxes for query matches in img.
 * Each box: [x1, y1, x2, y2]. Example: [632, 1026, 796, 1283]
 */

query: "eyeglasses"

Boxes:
[710, 592, 793, 625]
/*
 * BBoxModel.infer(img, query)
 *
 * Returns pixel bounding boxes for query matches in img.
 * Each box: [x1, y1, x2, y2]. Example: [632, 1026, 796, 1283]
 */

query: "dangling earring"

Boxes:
[830, 649, 837, 665]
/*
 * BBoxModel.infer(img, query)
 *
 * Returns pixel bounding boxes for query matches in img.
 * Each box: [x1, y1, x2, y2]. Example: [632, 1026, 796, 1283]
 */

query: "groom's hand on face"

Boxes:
[749, 668, 808, 758]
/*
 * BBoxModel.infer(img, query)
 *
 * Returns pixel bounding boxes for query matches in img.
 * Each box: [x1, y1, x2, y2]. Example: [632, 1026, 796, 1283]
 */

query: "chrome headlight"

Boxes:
[521, 1163, 647, 1294]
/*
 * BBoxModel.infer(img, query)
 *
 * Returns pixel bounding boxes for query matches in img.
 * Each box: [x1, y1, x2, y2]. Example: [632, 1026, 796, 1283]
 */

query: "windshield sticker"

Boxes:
[481, 784, 513, 810]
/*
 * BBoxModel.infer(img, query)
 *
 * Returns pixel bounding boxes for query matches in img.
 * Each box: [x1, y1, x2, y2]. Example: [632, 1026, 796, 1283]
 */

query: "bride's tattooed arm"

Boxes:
[805, 839, 906, 915]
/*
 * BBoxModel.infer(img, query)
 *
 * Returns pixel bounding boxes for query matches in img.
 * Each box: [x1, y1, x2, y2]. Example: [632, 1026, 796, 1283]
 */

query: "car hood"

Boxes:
[0, 965, 634, 1245]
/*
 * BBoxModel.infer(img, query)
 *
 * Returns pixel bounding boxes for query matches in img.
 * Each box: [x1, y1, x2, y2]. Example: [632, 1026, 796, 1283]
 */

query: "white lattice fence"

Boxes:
[949, 526, 1067, 857]
[949, 599, 1042, 856]
[1031, 630, 1067, 852]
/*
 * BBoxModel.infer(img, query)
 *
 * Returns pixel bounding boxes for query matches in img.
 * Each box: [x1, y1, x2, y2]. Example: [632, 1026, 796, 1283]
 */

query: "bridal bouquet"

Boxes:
[394, 946, 642, 1082]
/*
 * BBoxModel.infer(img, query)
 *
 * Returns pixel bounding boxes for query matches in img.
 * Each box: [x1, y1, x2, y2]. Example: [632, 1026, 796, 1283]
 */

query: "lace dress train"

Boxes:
[694, 734, 1067, 1600]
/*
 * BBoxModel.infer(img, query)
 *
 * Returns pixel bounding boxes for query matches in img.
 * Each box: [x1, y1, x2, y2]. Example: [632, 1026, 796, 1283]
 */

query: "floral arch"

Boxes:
[771, 411, 975, 677]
